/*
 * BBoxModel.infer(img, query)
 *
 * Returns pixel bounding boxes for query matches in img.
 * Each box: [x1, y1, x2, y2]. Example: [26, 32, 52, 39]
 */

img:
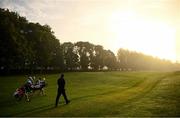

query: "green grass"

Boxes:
[0, 71, 180, 117]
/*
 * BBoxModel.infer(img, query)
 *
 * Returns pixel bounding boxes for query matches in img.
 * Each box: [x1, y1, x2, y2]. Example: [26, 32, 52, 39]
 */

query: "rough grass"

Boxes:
[0, 71, 180, 117]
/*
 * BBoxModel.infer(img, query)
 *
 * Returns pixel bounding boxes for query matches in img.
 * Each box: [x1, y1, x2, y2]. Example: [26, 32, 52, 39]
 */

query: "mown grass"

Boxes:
[0, 71, 180, 116]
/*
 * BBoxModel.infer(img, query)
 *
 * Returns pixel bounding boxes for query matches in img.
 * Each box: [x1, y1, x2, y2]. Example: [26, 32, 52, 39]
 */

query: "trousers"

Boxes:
[55, 89, 68, 106]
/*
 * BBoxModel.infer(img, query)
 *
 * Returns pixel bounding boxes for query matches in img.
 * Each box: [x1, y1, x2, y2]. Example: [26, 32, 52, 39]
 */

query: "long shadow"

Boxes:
[13, 103, 54, 116]
[14, 91, 118, 116]
[13, 94, 106, 116]
[14, 95, 97, 116]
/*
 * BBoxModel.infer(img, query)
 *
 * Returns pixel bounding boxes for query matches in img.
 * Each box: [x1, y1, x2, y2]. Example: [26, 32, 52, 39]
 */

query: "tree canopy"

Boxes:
[0, 8, 64, 74]
[0, 8, 179, 74]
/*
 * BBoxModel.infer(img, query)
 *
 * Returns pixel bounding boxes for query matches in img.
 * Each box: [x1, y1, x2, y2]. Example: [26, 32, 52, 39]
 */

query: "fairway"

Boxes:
[0, 72, 180, 117]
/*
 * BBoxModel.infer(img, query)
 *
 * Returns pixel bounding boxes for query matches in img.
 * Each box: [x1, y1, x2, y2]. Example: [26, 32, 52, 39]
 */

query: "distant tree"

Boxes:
[75, 42, 93, 70]
[117, 49, 128, 70]
[103, 50, 117, 70]
[91, 45, 104, 70]
[61, 42, 79, 71]
[117, 48, 180, 71]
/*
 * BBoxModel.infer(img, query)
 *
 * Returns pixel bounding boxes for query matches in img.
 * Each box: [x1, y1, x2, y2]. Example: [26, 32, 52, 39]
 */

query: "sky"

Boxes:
[0, 0, 180, 62]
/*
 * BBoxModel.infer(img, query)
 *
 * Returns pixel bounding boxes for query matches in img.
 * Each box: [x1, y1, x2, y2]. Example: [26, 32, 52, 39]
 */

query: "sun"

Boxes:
[108, 10, 176, 62]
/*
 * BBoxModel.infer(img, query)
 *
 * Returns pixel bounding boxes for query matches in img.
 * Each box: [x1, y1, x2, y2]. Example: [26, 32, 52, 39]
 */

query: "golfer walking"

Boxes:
[55, 74, 70, 107]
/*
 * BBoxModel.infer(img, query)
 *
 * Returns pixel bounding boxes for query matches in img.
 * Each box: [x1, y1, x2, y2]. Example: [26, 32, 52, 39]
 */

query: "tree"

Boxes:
[61, 42, 79, 71]
[0, 8, 64, 74]
[103, 50, 117, 70]
[75, 42, 93, 71]
[91, 45, 104, 70]
[117, 48, 179, 71]
[1, 8, 179, 74]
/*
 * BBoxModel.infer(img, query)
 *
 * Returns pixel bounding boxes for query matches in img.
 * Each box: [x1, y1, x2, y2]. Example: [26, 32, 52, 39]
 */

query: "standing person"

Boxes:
[55, 74, 70, 107]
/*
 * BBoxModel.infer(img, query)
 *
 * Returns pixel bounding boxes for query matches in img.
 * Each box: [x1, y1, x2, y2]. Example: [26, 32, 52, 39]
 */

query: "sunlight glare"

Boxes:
[108, 10, 176, 61]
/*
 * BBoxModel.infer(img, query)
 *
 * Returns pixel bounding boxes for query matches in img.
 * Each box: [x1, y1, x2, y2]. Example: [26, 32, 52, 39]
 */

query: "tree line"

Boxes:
[0, 8, 180, 74]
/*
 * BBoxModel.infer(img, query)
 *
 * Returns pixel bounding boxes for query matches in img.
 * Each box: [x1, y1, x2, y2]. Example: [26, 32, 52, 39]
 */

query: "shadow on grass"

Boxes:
[13, 95, 96, 116]
[13, 92, 111, 116]
[13, 103, 60, 116]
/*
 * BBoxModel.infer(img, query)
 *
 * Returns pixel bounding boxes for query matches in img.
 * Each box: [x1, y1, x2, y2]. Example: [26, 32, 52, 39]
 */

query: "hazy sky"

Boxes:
[0, 0, 180, 62]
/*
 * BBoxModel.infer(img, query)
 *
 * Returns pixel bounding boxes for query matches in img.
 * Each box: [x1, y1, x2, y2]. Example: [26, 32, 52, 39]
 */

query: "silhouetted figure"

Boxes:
[55, 74, 70, 107]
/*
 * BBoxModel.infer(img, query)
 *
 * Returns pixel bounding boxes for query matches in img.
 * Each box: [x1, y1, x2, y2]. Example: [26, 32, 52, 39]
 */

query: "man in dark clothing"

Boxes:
[55, 74, 70, 107]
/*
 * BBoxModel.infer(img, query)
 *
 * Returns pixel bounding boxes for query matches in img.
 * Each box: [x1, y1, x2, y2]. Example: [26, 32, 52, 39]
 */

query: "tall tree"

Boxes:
[91, 45, 104, 70]
[0, 8, 64, 74]
[75, 42, 93, 70]
[61, 42, 79, 71]
[103, 50, 117, 70]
